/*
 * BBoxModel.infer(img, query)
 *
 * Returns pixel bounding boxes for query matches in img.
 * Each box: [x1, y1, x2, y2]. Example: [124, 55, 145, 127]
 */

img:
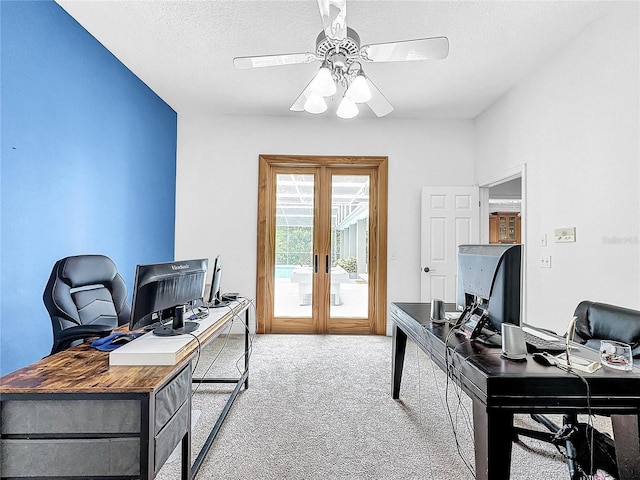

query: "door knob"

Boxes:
[423, 267, 435, 273]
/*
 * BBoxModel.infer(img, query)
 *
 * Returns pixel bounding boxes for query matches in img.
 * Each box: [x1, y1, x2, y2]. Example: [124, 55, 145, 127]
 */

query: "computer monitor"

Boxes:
[130, 258, 208, 335]
[207, 255, 230, 308]
[456, 244, 522, 345]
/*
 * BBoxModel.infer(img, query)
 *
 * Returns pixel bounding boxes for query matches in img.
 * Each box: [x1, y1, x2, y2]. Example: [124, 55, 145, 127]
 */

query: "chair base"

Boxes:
[514, 413, 618, 480]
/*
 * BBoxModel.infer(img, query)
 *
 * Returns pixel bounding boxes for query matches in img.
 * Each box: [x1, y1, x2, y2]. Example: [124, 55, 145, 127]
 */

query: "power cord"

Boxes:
[191, 297, 255, 397]
[220, 298, 255, 375]
[550, 365, 596, 479]
[185, 331, 203, 379]
[418, 322, 476, 478]
[236, 296, 256, 370]
[443, 325, 477, 477]
[445, 357, 478, 476]
[191, 320, 234, 397]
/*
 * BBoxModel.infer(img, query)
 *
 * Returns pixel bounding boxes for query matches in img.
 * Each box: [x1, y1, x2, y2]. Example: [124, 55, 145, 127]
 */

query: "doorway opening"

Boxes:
[488, 178, 522, 244]
[479, 165, 526, 318]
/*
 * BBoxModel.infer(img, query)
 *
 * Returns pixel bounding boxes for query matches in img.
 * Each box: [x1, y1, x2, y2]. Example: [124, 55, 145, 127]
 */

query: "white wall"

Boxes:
[476, 3, 640, 332]
[176, 115, 475, 332]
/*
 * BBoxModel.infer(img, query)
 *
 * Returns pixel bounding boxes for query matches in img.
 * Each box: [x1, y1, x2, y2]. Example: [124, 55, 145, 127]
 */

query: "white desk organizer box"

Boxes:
[110, 306, 235, 366]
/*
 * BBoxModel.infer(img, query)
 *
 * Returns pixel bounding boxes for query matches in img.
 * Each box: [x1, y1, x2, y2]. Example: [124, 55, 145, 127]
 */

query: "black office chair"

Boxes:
[514, 301, 640, 479]
[43, 254, 131, 354]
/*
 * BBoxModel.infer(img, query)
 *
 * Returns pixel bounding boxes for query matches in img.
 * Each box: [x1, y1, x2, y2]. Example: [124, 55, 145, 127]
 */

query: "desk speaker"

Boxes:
[430, 299, 446, 324]
[501, 323, 527, 361]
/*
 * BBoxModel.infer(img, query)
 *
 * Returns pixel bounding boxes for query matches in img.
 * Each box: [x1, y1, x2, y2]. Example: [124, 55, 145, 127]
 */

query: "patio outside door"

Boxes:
[257, 155, 387, 335]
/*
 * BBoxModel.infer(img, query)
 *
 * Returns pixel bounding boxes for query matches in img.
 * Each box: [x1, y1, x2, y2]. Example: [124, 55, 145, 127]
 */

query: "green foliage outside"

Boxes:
[275, 226, 313, 265]
[275, 225, 349, 269]
[335, 256, 357, 273]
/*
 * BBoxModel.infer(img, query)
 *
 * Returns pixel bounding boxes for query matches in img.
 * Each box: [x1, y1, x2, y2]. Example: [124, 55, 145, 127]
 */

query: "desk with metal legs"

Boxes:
[391, 302, 640, 480]
[0, 299, 251, 480]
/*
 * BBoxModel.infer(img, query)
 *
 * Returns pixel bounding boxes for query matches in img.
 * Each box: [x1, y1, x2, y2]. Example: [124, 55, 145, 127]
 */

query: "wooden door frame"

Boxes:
[256, 154, 388, 335]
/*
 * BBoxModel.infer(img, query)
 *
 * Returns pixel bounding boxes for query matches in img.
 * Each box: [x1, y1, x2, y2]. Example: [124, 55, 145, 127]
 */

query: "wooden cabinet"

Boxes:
[489, 212, 521, 244]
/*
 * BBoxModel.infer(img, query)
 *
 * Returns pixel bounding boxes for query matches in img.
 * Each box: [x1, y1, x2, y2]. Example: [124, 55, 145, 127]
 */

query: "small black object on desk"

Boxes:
[111, 334, 136, 345]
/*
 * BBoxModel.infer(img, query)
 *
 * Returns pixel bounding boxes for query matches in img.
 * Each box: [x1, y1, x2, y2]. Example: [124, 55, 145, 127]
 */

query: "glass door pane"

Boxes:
[330, 174, 369, 318]
[274, 173, 314, 318]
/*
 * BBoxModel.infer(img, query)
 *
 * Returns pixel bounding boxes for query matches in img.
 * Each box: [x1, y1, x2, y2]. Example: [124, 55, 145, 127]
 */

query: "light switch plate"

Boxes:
[555, 227, 576, 243]
[539, 233, 547, 246]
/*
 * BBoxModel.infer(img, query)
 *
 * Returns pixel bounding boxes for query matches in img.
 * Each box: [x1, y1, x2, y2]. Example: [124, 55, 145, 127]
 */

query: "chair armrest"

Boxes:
[51, 323, 113, 355]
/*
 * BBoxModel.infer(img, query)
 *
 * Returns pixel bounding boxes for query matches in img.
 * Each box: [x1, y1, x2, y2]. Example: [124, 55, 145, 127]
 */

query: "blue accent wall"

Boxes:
[1, 1, 177, 375]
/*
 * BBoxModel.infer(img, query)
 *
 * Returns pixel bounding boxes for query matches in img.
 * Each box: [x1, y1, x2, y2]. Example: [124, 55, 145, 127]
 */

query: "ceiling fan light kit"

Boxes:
[233, 0, 449, 119]
[304, 92, 328, 114]
[336, 96, 359, 119]
[345, 71, 371, 103]
[305, 61, 370, 117]
[309, 60, 337, 97]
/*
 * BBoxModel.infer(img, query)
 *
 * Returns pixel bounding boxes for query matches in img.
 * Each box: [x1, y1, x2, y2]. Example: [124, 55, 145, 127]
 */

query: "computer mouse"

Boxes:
[532, 352, 557, 366]
[111, 334, 135, 345]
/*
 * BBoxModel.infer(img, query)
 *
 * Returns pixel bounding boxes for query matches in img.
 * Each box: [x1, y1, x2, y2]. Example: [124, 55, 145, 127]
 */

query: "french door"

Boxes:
[256, 155, 387, 334]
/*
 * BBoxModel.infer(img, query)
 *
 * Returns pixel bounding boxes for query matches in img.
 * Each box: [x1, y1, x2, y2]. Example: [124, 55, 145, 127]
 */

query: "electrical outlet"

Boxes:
[540, 256, 551, 268]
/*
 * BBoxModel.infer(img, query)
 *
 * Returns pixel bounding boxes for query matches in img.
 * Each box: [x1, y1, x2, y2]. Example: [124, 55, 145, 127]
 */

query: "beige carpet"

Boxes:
[157, 333, 613, 479]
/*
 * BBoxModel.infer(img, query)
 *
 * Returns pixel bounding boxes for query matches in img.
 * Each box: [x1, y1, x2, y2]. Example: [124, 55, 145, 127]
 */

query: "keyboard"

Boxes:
[523, 330, 567, 353]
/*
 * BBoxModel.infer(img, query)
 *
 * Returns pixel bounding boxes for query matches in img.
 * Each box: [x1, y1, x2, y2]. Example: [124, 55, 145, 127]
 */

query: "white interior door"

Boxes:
[420, 186, 480, 303]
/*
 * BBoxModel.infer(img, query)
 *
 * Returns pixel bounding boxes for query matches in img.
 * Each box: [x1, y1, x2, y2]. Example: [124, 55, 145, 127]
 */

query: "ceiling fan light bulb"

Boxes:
[336, 97, 359, 119]
[345, 74, 371, 103]
[309, 66, 336, 97]
[304, 92, 328, 114]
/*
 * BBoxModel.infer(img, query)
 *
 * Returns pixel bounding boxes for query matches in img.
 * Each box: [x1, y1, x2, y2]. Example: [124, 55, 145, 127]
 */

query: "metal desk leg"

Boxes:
[473, 399, 513, 480]
[612, 413, 640, 480]
[392, 324, 407, 399]
[181, 430, 191, 480]
[244, 307, 250, 389]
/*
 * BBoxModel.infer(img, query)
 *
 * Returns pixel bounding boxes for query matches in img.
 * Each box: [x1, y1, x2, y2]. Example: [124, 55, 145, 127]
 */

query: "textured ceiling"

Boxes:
[55, 0, 616, 119]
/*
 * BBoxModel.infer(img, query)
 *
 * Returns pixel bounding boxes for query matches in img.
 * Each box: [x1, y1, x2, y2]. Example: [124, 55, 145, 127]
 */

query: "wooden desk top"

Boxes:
[0, 299, 249, 395]
[0, 346, 176, 395]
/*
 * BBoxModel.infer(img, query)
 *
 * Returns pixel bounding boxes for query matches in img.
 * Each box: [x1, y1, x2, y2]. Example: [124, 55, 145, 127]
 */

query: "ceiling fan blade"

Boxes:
[360, 36, 449, 63]
[234, 52, 318, 69]
[290, 79, 315, 112]
[364, 77, 393, 117]
[317, 0, 347, 42]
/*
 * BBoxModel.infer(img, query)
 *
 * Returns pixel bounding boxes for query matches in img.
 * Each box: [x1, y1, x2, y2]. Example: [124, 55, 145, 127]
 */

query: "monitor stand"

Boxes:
[210, 301, 231, 308]
[153, 321, 199, 336]
[206, 299, 231, 308]
[152, 305, 199, 336]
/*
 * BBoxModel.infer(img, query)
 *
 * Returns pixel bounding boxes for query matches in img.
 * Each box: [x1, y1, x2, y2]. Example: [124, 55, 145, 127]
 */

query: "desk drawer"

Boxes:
[155, 365, 191, 435]
[154, 398, 190, 473]
[2, 437, 140, 477]
[1, 399, 140, 434]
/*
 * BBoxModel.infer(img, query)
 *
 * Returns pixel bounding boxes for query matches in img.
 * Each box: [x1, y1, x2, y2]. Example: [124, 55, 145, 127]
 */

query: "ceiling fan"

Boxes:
[233, 0, 449, 119]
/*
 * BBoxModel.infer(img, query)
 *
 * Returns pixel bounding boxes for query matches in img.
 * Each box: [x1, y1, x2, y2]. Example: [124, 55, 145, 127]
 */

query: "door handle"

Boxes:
[314, 254, 318, 273]
[423, 267, 436, 273]
[325, 255, 329, 274]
